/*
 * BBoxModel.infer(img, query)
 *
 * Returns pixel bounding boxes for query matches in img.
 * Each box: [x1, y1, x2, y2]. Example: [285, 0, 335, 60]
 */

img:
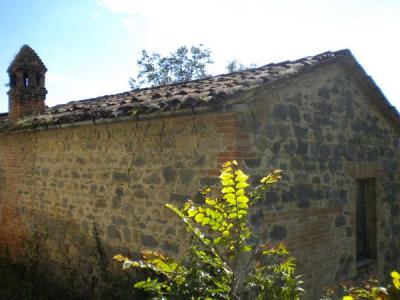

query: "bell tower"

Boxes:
[7, 45, 47, 123]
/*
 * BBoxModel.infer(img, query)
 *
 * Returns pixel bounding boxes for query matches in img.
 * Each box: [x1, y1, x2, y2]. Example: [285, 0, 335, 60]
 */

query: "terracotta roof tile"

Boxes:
[2, 49, 398, 131]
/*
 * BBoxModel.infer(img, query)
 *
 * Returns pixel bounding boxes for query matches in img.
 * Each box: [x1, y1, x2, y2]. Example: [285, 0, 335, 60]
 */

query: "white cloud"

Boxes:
[92, 11, 102, 20]
[46, 72, 80, 84]
[121, 17, 138, 32]
[46, 69, 134, 107]
[95, 0, 400, 108]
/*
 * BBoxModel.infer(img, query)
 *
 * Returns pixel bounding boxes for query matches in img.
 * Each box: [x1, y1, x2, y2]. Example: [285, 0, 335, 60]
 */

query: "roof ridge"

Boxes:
[6, 48, 395, 131]
[59, 49, 351, 106]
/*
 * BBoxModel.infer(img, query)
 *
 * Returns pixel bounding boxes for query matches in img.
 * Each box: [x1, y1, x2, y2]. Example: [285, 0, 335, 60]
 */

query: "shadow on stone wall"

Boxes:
[0, 217, 147, 300]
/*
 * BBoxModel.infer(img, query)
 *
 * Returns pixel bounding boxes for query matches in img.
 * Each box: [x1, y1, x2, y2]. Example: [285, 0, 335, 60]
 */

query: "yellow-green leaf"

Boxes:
[214, 237, 222, 244]
[222, 187, 235, 194]
[236, 189, 245, 196]
[222, 179, 235, 186]
[391, 271, 400, 279]
[202, 217, 211, 225]
[201, 187, 212, 195]
[195, 213, 204, 223]
[222, 230, 230, 237]
[236, 182, 249, 189]
[238, 209, 247, 216]
[222, 161, 232, 167]
[182, 201, 191, 211]
[223, 167, 233, 173]
[220, 173, 233, 180]
[205, 198, 217, 206]
[237, 196, 249, 203]
[211, 223, 220, 230]
[235, 170, 249, 182]
[392, 270, 400, 289]
[228, 213, 237, 218]
[223, 193, 235, 200]
[226, 198, 236, 205]
[238, 202, 248, 209]
[205, 208, 213, 216]
[188, 209, 197, 217]
[242, 245, 252, 252]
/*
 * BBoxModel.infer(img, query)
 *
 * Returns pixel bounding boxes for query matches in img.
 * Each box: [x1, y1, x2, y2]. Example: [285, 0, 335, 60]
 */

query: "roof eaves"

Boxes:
[337, 53, 400, 131]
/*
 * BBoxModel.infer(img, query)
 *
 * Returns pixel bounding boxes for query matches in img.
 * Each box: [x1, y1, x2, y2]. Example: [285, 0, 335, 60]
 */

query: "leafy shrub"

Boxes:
[114, 160, 304, 299]
[322, 271, 400, 300]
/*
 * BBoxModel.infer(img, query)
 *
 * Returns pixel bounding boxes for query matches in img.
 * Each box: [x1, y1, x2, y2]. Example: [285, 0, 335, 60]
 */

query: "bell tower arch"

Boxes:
[7, 45, 47, 123]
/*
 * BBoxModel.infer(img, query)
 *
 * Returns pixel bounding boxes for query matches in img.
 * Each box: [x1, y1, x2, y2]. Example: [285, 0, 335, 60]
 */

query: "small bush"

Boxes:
[322, 272, 400, 300]
[115, 160, 304, 299]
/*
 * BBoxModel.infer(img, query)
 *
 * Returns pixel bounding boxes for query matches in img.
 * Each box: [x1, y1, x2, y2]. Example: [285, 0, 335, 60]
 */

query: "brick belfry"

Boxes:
[7, 45, 47, 123]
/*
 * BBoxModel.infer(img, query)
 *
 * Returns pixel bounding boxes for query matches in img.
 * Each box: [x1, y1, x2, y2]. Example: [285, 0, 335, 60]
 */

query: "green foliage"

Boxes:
[322, 271, 400, 300]
[92, 223, 142, 300]
[115, 160, 304, 299]
[247, 243, 304, 300]
[129, 44, 263, 90]
[225, 60, 258, 73]
[129, 45, 213, 89]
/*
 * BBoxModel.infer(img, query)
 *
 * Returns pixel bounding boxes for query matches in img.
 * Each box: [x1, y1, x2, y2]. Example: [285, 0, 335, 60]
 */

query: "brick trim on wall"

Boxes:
[0, 138, 24, 255]
[215, 112, 254, 168]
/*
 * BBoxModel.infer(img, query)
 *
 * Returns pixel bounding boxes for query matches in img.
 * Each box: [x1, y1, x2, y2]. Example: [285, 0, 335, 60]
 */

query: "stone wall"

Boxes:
[235, 62, 400, 297]
[0, 112, 246, 260]
[0, 62, 398, 298]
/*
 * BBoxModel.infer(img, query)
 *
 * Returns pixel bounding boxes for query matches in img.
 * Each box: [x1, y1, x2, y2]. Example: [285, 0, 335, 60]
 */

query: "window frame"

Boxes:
[356, 177, 377, 267]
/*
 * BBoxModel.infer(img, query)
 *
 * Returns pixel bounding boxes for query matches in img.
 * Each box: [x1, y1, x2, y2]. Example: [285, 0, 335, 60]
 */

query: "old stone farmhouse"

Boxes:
[0, 45, 399, 297]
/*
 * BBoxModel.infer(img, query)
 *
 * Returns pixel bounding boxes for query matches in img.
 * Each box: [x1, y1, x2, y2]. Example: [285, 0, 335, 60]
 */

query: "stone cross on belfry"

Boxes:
[7, 44, 47, 123]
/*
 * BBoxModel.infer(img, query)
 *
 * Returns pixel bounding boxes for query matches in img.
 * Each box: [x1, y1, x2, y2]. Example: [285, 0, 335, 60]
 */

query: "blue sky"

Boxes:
[0, 0, 399, 113]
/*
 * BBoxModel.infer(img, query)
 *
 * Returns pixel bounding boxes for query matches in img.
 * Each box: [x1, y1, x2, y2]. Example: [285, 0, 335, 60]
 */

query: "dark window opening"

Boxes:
[356, 178, 377, 265]
[9, 73, 16, 87]
[36, 73, 42, 86]
[23, 72, 29, 87]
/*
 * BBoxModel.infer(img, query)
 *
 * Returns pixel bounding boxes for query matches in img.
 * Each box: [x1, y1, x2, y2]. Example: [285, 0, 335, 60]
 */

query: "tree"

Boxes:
[114, 160, 304, 299]
[129, 45, 213, 90]
[226, 59, 258, 73]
